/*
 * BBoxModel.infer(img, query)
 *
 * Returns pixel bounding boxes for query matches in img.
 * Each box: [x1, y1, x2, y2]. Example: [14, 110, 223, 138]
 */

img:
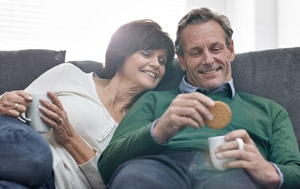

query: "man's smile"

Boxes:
[200, 68, 220, 74]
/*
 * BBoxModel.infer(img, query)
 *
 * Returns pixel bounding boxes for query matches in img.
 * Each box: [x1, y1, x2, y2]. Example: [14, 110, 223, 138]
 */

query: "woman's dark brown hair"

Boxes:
[102, 19, 175, 78]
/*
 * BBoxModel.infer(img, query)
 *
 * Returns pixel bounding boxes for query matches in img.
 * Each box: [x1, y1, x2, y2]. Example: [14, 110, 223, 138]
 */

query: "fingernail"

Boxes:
[216, 153, 222, 159]
[208, 114, 213, 121]
[224, 135, 229, 140]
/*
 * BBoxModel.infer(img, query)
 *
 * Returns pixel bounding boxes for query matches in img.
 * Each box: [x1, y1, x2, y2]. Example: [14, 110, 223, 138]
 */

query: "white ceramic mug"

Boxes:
[20, 93, 51, 133]
[208, 135, 244, 171]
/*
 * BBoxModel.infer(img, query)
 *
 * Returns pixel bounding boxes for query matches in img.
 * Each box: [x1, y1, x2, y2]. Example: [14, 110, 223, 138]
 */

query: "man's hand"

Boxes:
[153, 92, 215, 143]
[216, 129, 281, 189]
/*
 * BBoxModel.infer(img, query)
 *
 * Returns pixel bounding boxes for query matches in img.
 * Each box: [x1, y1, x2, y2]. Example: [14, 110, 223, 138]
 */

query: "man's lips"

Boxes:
[200, 68, 219, 74]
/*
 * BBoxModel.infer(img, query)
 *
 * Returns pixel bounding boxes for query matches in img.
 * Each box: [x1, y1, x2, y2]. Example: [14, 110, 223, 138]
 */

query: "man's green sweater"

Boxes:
[98, 88, 300, 188]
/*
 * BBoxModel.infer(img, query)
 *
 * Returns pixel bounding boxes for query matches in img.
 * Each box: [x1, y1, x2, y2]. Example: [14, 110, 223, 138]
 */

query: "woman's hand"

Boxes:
[39, 91, 96, 164]
[39, 91, 78, 144]
[0, 91, 32, 117]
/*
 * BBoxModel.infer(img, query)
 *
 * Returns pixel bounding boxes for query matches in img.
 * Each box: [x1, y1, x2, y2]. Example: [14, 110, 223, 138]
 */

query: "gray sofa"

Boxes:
[0, 48, 300, 149]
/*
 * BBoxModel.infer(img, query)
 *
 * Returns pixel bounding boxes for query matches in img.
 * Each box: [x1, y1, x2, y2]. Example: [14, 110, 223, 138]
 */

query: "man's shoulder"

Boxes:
[235, 92, 285, 109]
[236, 91, 272, 101]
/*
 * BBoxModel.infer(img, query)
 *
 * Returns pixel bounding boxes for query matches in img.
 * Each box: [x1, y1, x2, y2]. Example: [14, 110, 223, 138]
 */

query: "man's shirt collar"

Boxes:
[179, 76, 235, 98]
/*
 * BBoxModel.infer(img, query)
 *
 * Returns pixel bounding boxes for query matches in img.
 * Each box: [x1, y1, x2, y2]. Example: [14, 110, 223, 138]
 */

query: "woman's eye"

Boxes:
[141, 51, 150, 57]
[158, 58, 166, 65]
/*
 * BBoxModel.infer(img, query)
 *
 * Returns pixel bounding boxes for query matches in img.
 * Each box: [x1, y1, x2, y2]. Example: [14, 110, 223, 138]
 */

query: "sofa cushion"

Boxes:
[0, 49, 66, 94]
[67, 59, 184, 90]
[155, 58, 185, 91]
[68, 60, 103, 77]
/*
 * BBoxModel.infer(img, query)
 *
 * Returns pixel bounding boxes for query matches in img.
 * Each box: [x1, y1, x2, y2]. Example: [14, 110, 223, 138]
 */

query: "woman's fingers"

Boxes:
[0, 91, 32, 117]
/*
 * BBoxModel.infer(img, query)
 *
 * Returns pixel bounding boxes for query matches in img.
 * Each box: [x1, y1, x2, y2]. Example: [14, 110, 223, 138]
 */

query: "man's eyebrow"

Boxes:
[189, 46, 202, 51]
[211, 42, 225, 47]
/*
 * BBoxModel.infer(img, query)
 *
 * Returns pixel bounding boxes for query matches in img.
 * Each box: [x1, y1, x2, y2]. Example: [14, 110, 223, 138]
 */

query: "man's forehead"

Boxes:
[180, 22, 226, 47]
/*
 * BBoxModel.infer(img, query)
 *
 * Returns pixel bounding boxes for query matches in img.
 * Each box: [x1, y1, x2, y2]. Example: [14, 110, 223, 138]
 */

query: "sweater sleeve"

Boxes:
[269, 102, 300, 188]
[98, 91, 168, 184]
[79, 150, 106, 189]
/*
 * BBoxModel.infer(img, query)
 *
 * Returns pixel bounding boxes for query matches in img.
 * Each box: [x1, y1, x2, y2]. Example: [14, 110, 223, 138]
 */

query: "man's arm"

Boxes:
[269, 105, 300, 188]
[98, 90, 216, 184]
[97, 91, 169, 184]
[219, 102, 300, 188]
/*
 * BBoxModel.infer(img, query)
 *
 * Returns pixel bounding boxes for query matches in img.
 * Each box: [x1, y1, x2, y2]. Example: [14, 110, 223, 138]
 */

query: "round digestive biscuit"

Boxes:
[205, 101, 232, 129]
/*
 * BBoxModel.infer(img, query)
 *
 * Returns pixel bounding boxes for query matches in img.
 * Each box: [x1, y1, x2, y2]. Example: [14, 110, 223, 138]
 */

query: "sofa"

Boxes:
[0, 48, 300, 150]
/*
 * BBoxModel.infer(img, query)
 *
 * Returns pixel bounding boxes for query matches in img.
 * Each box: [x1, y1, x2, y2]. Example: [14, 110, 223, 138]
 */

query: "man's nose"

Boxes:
[202, 51, 214, 64]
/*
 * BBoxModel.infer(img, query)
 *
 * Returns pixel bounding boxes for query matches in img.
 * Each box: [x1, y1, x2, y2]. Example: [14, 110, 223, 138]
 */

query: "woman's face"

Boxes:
[119, 49, 168, 91]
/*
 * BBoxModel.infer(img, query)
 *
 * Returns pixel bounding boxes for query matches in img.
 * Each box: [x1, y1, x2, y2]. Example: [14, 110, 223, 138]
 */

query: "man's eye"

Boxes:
[191, 51, 200, 56]
[212, 47, 222, 53]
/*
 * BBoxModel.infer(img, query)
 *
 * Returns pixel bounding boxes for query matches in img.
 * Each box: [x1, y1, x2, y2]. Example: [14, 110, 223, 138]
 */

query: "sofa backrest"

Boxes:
[0, 49, 66, 94]
[232, 47, 300, 147]
[71, 47, 300, 147]
[1, 48, 299, 148]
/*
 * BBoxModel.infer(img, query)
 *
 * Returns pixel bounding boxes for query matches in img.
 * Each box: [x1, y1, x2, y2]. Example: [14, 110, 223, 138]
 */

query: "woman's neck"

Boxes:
[93, 76, 143, 123]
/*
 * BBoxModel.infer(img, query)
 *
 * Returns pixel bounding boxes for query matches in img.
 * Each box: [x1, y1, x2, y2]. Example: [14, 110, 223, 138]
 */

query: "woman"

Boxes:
[0, 19, 175, 189]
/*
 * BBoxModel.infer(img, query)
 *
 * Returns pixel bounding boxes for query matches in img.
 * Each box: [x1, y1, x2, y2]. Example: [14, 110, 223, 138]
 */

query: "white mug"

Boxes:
[20, 93, 51, 133]
[208, 135, 244, 171]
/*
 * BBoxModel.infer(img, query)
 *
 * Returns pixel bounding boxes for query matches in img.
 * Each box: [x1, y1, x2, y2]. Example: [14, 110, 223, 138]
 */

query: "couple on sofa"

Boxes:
[1, 7, 299, 189]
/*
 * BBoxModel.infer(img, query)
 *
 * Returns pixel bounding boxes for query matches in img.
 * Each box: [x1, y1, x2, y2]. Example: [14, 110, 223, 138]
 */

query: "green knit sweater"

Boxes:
[98, 88, 300, 188]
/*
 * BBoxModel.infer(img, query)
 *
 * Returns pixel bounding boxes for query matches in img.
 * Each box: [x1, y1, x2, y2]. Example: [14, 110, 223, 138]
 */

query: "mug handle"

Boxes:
[19, 112, 31, 123]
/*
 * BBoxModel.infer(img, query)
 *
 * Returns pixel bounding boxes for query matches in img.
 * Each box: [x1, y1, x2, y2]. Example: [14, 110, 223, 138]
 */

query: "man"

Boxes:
[98, 8, 300, 188]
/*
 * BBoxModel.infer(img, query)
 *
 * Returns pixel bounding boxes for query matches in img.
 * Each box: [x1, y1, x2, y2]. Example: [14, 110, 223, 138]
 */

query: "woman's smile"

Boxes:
[141, 70, 158, 79]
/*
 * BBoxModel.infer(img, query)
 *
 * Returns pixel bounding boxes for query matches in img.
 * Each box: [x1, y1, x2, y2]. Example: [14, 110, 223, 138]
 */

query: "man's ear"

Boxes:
[176, 52, 187, 71]
[229, 40, 235, 62]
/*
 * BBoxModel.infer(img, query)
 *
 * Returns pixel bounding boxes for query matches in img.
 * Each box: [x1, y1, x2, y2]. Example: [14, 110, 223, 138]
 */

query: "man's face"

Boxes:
[177, 20, 235, 91]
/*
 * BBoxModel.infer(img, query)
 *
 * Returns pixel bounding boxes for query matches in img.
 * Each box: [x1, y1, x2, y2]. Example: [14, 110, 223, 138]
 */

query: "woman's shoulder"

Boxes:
[51, 63, 83, 73]
[43, 63, 90, 79]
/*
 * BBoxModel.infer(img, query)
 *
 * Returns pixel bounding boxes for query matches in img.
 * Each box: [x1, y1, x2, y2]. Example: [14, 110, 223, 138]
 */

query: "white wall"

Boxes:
[0, 0, 299, 62]
[185, 0, 300, 53]
[277, 0, 300, 49]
